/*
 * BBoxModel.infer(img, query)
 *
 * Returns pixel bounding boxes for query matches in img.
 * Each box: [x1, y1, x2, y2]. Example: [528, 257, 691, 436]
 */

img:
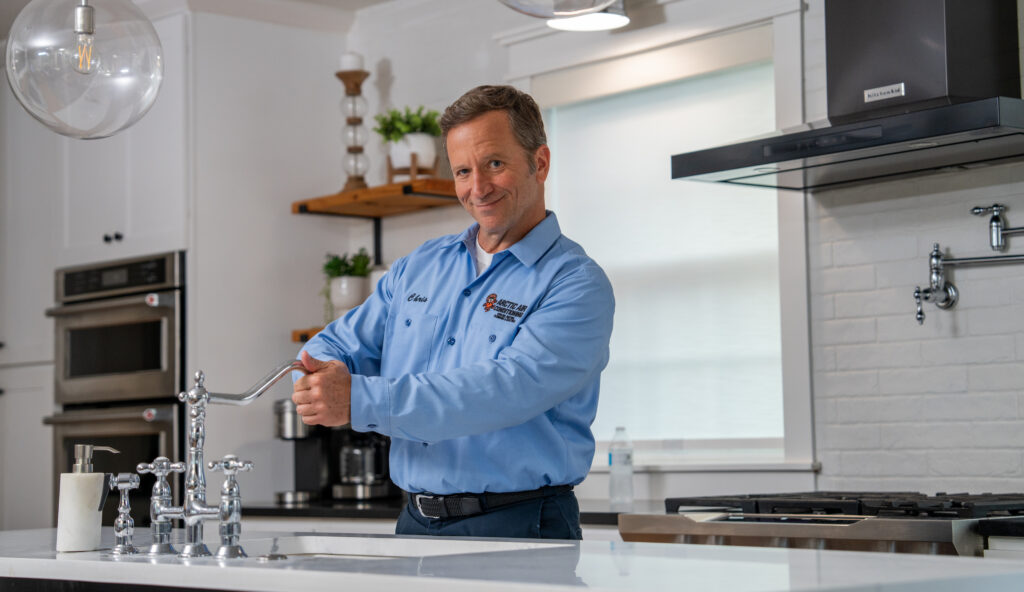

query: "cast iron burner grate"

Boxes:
[664, 492, 1024, 519]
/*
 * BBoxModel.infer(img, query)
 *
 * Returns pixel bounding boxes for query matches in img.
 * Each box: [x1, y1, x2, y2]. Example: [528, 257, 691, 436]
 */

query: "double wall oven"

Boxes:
[44, 252, 185, 526]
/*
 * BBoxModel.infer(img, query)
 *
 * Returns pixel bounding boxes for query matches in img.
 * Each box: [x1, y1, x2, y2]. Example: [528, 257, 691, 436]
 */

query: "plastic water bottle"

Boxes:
[609, 426, 634, 510]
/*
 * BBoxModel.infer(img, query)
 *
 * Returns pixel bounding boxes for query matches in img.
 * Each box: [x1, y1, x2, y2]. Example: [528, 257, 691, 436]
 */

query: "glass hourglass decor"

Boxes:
[337, 68, 370, 192]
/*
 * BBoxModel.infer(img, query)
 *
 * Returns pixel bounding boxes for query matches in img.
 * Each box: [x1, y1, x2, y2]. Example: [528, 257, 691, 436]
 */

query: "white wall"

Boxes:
[188, 11, 352, 501]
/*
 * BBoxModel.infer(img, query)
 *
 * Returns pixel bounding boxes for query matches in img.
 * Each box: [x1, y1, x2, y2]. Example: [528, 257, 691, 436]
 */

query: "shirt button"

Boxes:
[447, 337, 456, 346]
[404, 319, 411, 326]
[488, 334, 496, 342]
[462, 289, 471, 297]
[368, 424, 377, 429]
[422, 442, 428, 447]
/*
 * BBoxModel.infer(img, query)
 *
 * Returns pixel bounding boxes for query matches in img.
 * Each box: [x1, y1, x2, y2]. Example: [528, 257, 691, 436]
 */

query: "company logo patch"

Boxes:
[482, 293, 527, 323]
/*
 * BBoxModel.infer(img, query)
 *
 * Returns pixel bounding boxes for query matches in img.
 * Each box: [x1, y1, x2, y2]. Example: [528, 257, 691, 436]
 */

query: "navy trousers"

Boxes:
[395, 489, 584, 540]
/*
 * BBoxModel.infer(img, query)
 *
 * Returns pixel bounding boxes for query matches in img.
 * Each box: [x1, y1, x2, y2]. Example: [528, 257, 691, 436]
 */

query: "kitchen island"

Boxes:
[4, 527, 1024, 591]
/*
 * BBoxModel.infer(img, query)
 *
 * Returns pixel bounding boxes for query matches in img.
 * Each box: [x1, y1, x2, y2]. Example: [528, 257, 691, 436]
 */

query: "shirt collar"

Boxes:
[506, 211, 560, 267]
[439, 211, 561, 267]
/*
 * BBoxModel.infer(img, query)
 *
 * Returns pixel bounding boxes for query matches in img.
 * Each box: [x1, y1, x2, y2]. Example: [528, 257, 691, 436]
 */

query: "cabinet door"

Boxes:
[0, 364, 55, 530]
[61, 133, 130, 263]
[123, 13, 189, 259]
[0, 73, 59, 366]
[57, 13, 189, 267]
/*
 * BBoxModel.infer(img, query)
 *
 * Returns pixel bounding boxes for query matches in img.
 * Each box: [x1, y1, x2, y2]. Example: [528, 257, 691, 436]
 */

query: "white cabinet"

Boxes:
[0, 364, 55, 530]
[0, 68, 60, 367]
[57, 13, 189, 267]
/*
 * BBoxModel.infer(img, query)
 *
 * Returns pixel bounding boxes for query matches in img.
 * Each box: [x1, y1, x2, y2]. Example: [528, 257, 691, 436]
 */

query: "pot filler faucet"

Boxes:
[915, 204, 1024, 324]
[137, 360, 309, 559]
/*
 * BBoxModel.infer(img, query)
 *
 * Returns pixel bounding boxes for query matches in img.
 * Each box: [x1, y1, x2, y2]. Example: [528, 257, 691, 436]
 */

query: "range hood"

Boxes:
[670, 96, 1024, 191]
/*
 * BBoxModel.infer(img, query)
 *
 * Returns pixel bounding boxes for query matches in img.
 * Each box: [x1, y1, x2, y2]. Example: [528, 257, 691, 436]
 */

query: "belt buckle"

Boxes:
[415, 494, 442, 519]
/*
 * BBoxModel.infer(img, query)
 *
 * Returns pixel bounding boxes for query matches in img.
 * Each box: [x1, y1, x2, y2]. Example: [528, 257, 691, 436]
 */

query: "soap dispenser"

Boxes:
[55, 444, 119, 552]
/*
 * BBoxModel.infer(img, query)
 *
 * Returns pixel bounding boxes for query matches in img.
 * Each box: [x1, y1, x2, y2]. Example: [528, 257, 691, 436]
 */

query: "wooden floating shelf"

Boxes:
[292, 327, 324, 343]
[292, 179, 458, 218]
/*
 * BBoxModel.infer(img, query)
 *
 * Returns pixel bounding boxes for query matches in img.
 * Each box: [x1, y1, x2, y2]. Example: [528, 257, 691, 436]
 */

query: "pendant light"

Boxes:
[5, 0, 164, 140]
[547, 0, 629, 31]
[498, 0, 617, 19]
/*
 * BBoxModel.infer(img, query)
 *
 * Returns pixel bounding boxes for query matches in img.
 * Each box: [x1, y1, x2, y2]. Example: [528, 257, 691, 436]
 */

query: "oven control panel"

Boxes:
[56, 252, 183, 303]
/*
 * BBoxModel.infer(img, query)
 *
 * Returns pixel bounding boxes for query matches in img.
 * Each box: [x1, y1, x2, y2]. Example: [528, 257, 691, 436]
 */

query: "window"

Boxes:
[546, 61, 784, 456]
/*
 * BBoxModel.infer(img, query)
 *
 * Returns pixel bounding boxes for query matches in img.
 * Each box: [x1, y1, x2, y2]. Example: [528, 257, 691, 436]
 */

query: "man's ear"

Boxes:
[533, 145, 551, 182]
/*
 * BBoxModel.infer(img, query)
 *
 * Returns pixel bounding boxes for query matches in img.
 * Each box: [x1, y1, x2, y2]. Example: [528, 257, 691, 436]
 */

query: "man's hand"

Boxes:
[291, 351, 351, 426]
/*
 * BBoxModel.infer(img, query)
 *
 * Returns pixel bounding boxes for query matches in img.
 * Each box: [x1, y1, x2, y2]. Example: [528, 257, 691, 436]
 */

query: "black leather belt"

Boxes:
[410, 485, 573, 520]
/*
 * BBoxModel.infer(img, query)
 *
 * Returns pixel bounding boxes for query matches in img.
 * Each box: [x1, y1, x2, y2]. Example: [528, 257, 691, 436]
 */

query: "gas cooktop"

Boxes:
[665, 491, 1024, 519]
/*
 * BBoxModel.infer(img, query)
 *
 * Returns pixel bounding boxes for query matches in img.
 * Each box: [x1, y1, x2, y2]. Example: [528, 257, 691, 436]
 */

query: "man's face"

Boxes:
[446, 110, 549, 249]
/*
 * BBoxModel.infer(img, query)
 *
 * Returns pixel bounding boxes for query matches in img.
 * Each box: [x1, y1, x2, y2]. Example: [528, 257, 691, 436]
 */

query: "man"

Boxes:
[292, 85, 614, 539]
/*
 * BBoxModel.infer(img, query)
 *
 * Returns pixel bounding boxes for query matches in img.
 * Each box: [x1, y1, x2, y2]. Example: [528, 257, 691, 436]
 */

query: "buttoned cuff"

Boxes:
[350, 374, 391, 435]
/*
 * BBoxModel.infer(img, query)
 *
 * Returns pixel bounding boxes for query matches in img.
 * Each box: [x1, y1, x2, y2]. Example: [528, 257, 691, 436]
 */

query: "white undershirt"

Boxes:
[473, 234, 495, 276]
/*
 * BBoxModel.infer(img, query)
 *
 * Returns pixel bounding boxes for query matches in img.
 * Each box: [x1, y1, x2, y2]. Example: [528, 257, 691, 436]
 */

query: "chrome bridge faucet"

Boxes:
[141, 360, 308, 559]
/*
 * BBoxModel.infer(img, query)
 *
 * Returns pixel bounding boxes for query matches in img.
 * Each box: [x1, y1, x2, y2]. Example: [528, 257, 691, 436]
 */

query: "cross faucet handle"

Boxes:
[208, 454, 253, 476]
[108, 473, 141, 556]
[137, 456, 186, 478]
[971, 203, 1007, 216]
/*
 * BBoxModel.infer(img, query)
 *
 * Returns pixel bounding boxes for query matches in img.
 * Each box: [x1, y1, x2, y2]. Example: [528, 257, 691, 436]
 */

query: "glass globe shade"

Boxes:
[498, 0, 616, 18]
[344, 152, 369, 177]
[341, 95, 368, 118]
[5, 0, 164, 140]
[343, 124, 368, 147]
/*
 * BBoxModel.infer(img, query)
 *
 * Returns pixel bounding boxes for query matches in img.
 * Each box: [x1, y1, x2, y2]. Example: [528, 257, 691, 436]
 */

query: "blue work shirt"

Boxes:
[301, 212, 614, 494]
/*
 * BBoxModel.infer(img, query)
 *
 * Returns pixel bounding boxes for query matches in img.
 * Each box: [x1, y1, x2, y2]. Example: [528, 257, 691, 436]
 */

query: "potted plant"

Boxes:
[323, 248, 372, 317]
[373, 106, 442, 173]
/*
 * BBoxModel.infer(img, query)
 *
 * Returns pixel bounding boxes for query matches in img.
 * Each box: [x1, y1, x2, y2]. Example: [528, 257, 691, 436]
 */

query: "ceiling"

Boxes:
[0, 0, 392, 39]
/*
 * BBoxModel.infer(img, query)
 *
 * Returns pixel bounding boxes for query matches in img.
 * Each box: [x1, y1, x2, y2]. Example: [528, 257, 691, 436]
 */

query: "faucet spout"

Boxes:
[206, 360, 309, 406]
[162, 363, 307, 558]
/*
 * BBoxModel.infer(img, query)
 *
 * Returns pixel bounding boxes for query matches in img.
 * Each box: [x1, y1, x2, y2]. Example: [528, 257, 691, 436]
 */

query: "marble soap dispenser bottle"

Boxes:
[55, 444, 119, 552]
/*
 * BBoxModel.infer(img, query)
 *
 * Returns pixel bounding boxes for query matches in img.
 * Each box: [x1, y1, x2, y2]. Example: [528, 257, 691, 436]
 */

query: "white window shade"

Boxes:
[547, 61, 781, 446]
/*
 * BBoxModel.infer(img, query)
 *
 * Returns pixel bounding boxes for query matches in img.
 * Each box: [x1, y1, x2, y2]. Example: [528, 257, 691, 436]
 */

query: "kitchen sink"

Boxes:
[239, 534, 574, 560]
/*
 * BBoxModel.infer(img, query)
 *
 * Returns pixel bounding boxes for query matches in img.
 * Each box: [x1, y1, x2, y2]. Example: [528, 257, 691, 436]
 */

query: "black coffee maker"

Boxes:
[274, 400, 399, 502]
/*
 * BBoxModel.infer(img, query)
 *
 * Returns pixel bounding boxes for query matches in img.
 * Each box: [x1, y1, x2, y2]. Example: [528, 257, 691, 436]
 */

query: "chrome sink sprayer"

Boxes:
[138, 360, 308, 559]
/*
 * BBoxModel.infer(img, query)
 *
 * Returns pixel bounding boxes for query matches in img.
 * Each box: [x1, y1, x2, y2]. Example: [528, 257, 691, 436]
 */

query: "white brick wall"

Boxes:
[809, 165, 1024, 493]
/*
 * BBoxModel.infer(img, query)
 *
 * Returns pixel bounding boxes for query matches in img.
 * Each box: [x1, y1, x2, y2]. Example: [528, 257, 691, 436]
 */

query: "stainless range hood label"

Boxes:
[864, 82, 906, 103]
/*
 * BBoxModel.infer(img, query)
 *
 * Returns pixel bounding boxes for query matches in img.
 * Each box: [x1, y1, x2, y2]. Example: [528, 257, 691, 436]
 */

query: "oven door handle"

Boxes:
[43, 407, 174, 425]
[45, 291, 177, 317]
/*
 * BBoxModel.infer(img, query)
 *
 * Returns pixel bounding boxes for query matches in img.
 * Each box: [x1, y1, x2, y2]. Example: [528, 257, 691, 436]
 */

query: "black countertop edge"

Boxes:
[977, 517, 1024, 537]
[242, 498, 665, 526]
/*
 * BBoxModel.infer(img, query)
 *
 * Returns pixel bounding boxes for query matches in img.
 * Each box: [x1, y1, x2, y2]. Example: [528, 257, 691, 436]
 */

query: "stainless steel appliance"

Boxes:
[43, 252, 185, 526]
[619, 492, 1024, 556]
[48, 252, 183, 404]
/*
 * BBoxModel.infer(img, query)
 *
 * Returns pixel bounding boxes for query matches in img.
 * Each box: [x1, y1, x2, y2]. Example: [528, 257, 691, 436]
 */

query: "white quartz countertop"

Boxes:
[4, 527, 1024, 591]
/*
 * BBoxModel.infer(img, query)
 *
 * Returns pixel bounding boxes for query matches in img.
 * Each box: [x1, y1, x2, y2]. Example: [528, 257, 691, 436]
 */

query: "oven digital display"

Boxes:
[101, 268, 128, 287]
[67, 321, 163, 377]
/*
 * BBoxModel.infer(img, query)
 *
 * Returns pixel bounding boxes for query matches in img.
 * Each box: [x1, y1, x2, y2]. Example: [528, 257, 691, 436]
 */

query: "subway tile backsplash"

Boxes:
[809, 162, 1024, 492]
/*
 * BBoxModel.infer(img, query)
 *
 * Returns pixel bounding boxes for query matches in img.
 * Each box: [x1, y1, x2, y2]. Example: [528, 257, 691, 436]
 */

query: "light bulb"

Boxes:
[72, 2, 96, 74]
[5, 0, 164, 139]
[74, 33, 95, 74]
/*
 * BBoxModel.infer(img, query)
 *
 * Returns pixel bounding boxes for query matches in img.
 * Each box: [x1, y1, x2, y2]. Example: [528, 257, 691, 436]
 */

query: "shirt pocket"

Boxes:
[382, 312, 438, 375]
[467, 316, 520, 360]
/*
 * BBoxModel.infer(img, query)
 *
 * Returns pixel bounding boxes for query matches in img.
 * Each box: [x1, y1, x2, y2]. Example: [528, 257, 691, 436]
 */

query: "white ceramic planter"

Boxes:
[389, 133, 437, 170]
[330, 276, 369, 316]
